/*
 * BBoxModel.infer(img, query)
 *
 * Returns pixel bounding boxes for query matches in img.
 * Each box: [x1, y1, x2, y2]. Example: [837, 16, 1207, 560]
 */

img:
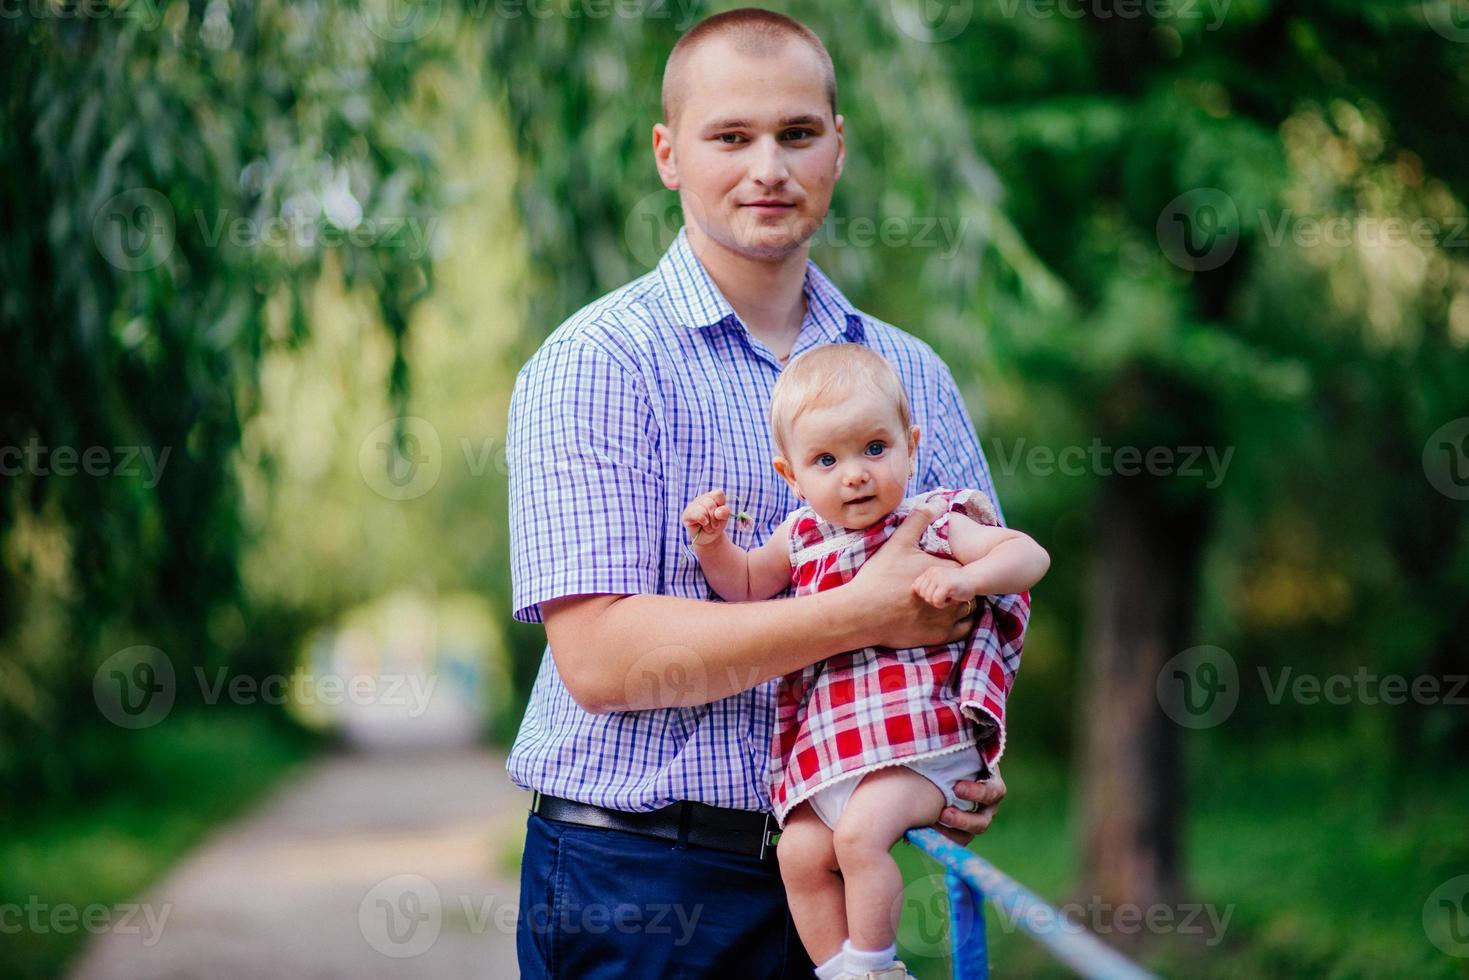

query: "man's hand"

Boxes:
[930, 765, 1007, 845]
[845, 503, 975, 648]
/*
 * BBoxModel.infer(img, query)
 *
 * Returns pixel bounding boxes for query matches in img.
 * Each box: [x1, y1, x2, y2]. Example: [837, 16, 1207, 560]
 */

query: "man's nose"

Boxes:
[750, 135, 790, 186]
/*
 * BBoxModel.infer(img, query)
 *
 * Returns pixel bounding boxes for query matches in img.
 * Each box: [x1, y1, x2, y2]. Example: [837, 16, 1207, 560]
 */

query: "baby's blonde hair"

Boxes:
[769, 344, 913, 457]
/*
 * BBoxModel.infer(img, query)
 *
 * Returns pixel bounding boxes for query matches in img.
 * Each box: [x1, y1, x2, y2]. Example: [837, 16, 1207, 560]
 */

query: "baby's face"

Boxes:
[774, 391, 918, 530]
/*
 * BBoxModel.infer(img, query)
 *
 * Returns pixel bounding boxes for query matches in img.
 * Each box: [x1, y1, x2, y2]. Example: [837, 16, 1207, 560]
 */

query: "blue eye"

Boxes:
[816, 453, 836, 467]
[865, 441, 886, 456]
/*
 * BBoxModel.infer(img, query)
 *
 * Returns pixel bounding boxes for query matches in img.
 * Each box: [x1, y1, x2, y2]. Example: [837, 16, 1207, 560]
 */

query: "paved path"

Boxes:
[68, 747, 527, 980]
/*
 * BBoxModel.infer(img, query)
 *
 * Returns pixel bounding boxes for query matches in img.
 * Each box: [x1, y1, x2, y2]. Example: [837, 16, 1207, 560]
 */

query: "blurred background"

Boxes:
[3, 1, 1468, 977]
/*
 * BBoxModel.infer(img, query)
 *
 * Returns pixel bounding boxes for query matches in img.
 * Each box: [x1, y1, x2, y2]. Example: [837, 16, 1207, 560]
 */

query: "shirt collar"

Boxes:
[656, 225, 867, 345]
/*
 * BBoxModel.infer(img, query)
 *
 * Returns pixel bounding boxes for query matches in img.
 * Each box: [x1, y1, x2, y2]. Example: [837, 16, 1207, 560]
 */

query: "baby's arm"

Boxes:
[682, 490, 794, 602]
[912, 514, 1050, 608]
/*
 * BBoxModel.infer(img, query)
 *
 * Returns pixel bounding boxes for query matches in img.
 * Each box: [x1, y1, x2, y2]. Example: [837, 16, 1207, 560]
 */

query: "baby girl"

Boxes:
[680, 343, 1049, 980]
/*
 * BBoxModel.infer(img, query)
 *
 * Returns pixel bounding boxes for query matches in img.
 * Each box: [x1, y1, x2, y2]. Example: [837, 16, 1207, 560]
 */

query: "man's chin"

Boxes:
[725, 226, 816, 262]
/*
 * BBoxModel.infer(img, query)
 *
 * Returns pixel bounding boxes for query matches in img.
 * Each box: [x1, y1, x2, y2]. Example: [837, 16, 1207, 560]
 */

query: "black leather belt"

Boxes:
[531, 791, 780, 861]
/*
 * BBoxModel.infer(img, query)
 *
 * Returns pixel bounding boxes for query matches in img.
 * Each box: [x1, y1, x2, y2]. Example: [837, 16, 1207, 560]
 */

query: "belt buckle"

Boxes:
[530, 790, 542, 814]
[759, 811, 778, 861]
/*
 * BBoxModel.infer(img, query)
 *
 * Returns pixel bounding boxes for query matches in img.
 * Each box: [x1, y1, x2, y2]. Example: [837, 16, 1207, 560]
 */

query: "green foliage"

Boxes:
[0, 2, 447, 796]
[938, 0, 1469, 755]
[895, 733, 1469, 979]
[0, 709, 313, 980]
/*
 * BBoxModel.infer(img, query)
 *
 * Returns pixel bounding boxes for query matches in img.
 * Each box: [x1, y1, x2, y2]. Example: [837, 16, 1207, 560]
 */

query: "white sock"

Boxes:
[814, 949, 847, 980]
[843, 938, 898, 974]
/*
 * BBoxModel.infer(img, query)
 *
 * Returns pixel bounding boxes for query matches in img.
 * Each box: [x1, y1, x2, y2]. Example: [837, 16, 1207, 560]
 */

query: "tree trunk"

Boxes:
[1077, 477, 1205, 915]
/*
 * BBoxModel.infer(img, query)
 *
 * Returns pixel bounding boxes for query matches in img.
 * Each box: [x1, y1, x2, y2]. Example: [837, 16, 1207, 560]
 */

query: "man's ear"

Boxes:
[773, 456, 802, 499]
[833, 112, 845, 182]
[652, 123, 679, 190]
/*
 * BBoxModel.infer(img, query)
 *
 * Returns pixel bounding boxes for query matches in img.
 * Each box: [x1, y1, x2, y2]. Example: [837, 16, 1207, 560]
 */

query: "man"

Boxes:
[505, 8, 1027, 978]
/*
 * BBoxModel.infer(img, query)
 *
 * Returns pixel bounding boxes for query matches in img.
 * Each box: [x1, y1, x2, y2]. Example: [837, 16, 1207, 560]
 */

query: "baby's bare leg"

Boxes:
[833, 765, 946, 951]
[776, 801, 847, 964]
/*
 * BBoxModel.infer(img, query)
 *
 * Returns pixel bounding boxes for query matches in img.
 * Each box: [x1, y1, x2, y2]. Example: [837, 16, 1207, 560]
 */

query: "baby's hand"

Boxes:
[681, 490, 731, 548]
[912, 566, 974, 609]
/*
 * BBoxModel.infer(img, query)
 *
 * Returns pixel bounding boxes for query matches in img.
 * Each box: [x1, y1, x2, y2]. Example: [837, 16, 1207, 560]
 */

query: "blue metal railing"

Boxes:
[903, 828, 1159, 980]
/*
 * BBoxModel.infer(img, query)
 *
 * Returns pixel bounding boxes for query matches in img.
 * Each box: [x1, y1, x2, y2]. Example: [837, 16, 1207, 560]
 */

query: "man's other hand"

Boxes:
[929, 765, 1007, 845]
[846, 503, 976, 649]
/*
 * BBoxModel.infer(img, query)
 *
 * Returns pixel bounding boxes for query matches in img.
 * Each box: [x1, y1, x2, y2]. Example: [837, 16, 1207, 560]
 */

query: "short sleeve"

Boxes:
[922, 360, 1007, 528]
[783, 504, 813, 565]
[913, 487, 1001, 558]
[507, 338, 663, 624]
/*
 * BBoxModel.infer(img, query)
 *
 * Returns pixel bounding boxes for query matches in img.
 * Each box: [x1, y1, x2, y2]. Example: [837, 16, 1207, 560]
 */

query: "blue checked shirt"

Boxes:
[506, 225, 1023, 813]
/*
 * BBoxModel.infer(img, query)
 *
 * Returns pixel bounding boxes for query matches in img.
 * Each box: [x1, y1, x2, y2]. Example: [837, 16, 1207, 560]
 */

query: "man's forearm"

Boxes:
[552, 589, 870, 713]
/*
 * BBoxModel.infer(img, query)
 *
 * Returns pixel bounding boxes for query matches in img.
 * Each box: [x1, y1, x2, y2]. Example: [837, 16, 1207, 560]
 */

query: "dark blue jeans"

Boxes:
[516, 811, 815, 978]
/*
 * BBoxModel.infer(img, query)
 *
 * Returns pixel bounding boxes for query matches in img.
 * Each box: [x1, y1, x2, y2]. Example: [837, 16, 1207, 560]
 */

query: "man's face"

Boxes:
[774, 390, 918, 531]
[654, 37, 844, 262]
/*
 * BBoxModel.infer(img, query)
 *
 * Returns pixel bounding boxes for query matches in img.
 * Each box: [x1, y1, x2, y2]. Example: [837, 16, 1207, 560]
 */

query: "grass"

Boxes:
[0, 710, 315, 980]
[896, 734, 1469, 978]
[6, 711, 1464, 979]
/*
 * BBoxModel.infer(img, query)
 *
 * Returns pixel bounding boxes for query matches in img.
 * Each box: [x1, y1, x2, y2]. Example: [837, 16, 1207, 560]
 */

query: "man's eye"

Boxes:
[865, 442, 886, 456]
[783, 128, 815, 141]
[717, 133, 745, 144]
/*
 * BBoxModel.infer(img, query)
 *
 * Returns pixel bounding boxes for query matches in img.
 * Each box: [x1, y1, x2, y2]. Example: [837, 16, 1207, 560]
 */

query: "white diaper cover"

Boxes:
[805, 744, 984, 831]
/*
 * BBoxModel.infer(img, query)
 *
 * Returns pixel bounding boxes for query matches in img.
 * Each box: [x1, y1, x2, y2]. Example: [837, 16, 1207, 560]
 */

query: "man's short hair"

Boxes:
[661, 7, 838, 129]
[769, 344, 913, 458]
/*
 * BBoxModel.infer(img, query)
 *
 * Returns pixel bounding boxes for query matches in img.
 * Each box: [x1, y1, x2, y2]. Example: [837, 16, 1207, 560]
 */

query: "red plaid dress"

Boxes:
[768, 487, 1030, 828]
